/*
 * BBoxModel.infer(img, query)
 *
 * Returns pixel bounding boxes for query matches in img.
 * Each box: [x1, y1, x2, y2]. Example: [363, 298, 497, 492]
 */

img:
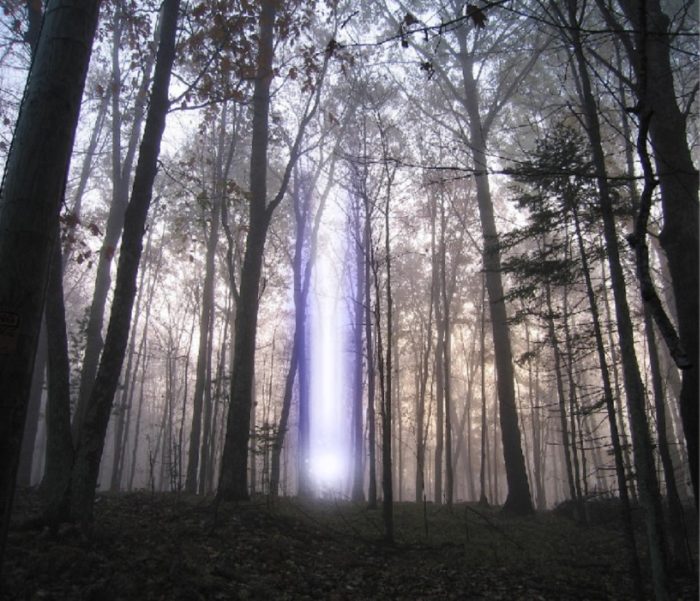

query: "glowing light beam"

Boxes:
[308, 208, 350, 496]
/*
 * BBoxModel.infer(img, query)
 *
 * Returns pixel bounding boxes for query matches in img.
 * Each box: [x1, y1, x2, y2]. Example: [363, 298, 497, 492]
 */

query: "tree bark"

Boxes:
[218, 0, 276, 501]
[563, 2, 669, 595]
[616, 0, 699, 505]
[478, 275, 489, 507]
[41, 236, 75, 525]
[458, 32, 533, 515]
[0, 0, 101, 569]
[73, 12, 155, 440]
[364, 201, 377, 509]
[350, 197, 365, 502]
[17, 323, 46, 488]
[67, 0, 179, 527]
[571, 204, 642, 593]
[186, 182, 221, 493]
[431, 194, 444, 504]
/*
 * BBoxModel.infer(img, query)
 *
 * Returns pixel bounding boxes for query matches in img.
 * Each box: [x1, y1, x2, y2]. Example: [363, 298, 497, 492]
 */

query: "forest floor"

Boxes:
[2, 489, 697, 600]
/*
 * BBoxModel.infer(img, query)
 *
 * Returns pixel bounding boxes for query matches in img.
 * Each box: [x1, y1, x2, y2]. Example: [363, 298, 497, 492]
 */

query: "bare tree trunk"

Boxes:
[216, 0, 276, 502]
[571, 205, 643, 594]
[372, 176, 394, 541]
[351, 198, 365, 502]
[205, 305, 231, 494]
[431, 194, 444, 505]
[414, 282, 434, 504]
[364, 201, 377, 509]
[616, 0, 699, 505]
[381, 165, 394, 543]
[295, 256, 311, 498]
[525, 323, 546, 511]
[217, 0, 326, 501]
[186, 178, 221, 493]
[109, 227, 153, 491]
[41, 237, 75, 524]
[478, 276, 489, 507]
[458, 33, 532, 515]
[439, 199, 454, 508]
[562, 282, 585, 515]
[545, 282, 578, 510]
[126, 240, 162, 492]
[0, 0, 101, 568]
[67, 0, 179, 528]
[645, 309, 689, 570]
[17, 325, 46, 488]
[600, 243, 636, 499]
[73, 13, 156, 440]
[454, 332, 478, 502]
[563, 2, 669, 594]
[395, 321, 402, 502]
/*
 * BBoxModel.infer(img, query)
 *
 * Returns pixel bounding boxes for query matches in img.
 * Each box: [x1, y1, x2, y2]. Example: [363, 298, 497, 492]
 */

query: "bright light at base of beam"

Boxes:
[310, 452, 346, 488]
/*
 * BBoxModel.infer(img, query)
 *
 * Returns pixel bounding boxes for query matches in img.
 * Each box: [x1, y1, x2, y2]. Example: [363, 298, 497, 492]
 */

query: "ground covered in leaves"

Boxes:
[2, 490, 697, 600]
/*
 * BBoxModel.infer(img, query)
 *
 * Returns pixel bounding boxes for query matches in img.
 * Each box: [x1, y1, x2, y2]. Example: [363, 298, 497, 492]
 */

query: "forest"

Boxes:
[0, 0, 697, 599]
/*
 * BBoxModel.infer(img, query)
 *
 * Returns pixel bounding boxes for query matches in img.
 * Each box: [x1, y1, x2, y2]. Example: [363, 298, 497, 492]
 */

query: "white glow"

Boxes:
[308, 198, 351, 495]
[310, 452, 345, 485]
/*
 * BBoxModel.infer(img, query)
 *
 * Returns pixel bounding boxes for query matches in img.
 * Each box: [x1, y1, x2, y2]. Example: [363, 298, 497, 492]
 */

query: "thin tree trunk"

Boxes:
[645, 309, 689, 570]
[371, 184, 394, 541]
[126, 238, 162, 491]
[562, 282, 585, 516]
[525, 323, 545, 511]
[381, 164, 394, 543]
[571, 204, 643, 594]
[479, 275, 489, 507]
[67, 0, 179, 528]
[206, 305, 231, 494]
[365, 201, 377, 509]
[17, 324, 46, 488]
[109, 227, 152, 491]
[453, 329, 478, 502]
[217, 0, 326, 500]
[414, 281, 434, 504]
[440, 199, 454, 508]
[186, 185, 221, 493]
[73, 15, 156, 440]
[563, 2, 669, 594]
[616, 0, 699, 504]
[351, 199, 366, 502]
[432, 195, 444, 505]
[41, 237, 75, 525]
[545, 282, 578, 509]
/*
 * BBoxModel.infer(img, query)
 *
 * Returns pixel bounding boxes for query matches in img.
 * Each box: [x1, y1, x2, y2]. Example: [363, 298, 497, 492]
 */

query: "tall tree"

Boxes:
[14, 0, 45, 490]
[0, 0, 101, 569]
[612, 0, 699, 504]
[455, 18, 535, 515]
[73, 5, 156, 440]
[349, 194, 366, 502]
[186, 104, 230, 494]
[65, 0, 180, 528]
[218, 0, 328, 501]
[554, 0, 669, 596]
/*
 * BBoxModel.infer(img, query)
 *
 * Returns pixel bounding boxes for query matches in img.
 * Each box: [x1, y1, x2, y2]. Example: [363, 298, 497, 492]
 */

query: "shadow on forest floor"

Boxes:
[2, 489, 697, 600]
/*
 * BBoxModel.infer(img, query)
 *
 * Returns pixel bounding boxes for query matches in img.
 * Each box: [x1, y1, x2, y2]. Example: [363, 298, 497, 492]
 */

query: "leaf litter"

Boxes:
[2, 490, 697, 600]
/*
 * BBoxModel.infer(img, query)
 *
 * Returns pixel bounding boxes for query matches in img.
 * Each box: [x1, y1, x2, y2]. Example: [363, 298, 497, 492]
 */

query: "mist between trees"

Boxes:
[0, 1, 696, 599]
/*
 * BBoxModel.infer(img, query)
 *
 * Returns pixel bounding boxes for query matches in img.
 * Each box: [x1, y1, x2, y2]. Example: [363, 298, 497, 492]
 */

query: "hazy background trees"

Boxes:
[0, 0, 696, 594]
